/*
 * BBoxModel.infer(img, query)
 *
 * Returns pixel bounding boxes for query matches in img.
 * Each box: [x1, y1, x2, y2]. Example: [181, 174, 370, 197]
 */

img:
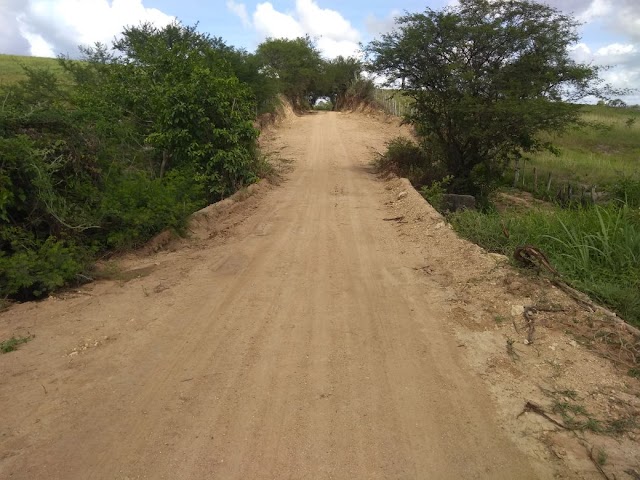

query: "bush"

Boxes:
[420, 175, 453, 211]
[98, 169, 206, 249]
[0, 22, 268, 300]
[0, 236, 86, 299]
[374, 137, 446, 187]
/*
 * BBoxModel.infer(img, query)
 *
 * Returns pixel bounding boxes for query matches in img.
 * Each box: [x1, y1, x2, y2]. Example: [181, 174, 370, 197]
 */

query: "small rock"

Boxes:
[488, 253, 509, 263]
[569, 340, 578, 348]
[511, 305, 525, 316]
[523, 339, 530, 345]
[68, 351, 78, 357]
[549, 343, 558, 351]
[397, 191, 408, 200]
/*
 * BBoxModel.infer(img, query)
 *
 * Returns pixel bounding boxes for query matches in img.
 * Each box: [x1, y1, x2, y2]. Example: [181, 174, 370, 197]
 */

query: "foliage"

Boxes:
[321, 56, 375, 109]
[255, 37, 323, 109]
[0, 22, 264, 299]
[314, 100, 334, 111]
[374, 137, 446, 186]
[450, 203, 640, 327]
[420, 176, 453, 211]
[0, 335, 33, 354]
[366, 0, 614, 199]
[607, 177, 640, 208]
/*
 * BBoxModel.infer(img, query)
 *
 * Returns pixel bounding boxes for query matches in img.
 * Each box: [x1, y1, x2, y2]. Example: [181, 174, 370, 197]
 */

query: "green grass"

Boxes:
[0, 54, 65, 86]
[450, 203, 640, 327]
[520, 105, 640, 187]
[0, 335, 34, 354]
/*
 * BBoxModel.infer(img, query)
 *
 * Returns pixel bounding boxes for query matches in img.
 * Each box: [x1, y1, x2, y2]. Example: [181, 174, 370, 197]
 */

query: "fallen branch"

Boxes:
[383, 216, 405, 222]
[517, 401, 568, 430]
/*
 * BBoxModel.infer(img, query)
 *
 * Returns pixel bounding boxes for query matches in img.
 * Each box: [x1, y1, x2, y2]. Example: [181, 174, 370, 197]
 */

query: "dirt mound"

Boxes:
[256, 95, 298, 132]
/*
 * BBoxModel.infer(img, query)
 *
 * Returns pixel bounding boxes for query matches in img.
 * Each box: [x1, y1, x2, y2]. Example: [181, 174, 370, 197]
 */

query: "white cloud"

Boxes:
[295, 0, 359, 43]
[226, 0, 251, 28]
[569, 41, 640, 103]
[364, 10, 401, 37]
[1, 0, 174, 57]
[575, 0, 612, 22]
[236, 0, 360, 59]
[253, 2, 305, 39]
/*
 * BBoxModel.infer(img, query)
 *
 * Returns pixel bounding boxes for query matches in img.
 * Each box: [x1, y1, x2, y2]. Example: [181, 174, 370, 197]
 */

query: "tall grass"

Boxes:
[450, 203, 640, 327]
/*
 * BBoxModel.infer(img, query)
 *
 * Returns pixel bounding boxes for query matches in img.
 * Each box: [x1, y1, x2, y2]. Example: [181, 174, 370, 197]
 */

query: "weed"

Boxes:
[0, 335, 34, 354]
[605, 416, 639, 435]
[629, 368, 640, 379]
[596, 448, 608, 466]
[494, 315, 507, 325]
[557, 389, 579, 400]
[420, 175, 453, 211]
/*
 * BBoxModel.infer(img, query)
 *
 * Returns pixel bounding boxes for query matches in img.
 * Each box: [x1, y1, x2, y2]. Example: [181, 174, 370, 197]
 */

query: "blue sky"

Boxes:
[1, 0, 638, 102]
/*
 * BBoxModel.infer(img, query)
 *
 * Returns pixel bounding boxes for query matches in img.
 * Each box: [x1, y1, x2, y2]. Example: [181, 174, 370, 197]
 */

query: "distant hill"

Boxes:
[0, 54, 64, 85]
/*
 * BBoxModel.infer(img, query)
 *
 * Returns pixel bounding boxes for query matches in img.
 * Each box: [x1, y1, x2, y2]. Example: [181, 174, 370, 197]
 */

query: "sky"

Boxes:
[0, 0, 638, 103]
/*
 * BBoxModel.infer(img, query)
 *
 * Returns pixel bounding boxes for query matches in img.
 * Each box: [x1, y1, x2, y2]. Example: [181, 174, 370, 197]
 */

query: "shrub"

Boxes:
[98, 169, 206, 249]
[0, 236, 86, 299]
[374, 137, 446, 187]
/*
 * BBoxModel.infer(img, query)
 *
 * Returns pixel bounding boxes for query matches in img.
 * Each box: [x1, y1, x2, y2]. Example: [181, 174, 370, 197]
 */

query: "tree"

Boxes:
[255, 37, 323, 108]
[608, 99, 627, 108]
[69, 22, 259, 197]
[366, 0, 610, 197]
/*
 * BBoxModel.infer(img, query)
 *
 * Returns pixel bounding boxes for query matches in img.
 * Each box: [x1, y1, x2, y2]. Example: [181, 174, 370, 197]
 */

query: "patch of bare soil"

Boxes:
[495, 190, 554, 212]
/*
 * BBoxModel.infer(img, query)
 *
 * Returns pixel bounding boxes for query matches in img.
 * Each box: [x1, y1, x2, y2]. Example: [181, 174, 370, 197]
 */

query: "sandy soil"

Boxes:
[1, 111, 638, 479]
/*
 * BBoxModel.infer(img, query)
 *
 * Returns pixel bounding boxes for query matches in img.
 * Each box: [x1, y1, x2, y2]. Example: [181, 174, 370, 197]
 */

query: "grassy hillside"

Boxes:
[0, 54, 64, 85]
[525, 105, 640, 186]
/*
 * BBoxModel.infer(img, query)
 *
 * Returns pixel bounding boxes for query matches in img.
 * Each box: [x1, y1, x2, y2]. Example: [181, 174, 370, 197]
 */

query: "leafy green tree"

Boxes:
[255, 37, 323, 108]
[68, 22, 259, 197]
[366, 0, 612, 197]
[323, 56, 364, 109]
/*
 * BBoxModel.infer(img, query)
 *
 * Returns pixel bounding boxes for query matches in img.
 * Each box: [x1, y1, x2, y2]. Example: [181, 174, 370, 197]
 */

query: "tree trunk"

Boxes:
[160, 150, 169, 179]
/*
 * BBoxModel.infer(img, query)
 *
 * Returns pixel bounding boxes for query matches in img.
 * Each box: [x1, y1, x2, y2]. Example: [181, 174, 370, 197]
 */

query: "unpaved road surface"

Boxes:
[2, 112, 637, 479]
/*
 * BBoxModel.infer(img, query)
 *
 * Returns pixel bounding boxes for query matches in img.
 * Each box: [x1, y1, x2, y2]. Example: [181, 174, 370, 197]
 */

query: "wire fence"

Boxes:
[373, 89, 414, 117]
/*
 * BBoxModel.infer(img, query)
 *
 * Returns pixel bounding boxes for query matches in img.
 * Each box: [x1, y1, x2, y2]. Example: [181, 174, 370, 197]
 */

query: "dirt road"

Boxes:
[1, 112, 553, 478]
